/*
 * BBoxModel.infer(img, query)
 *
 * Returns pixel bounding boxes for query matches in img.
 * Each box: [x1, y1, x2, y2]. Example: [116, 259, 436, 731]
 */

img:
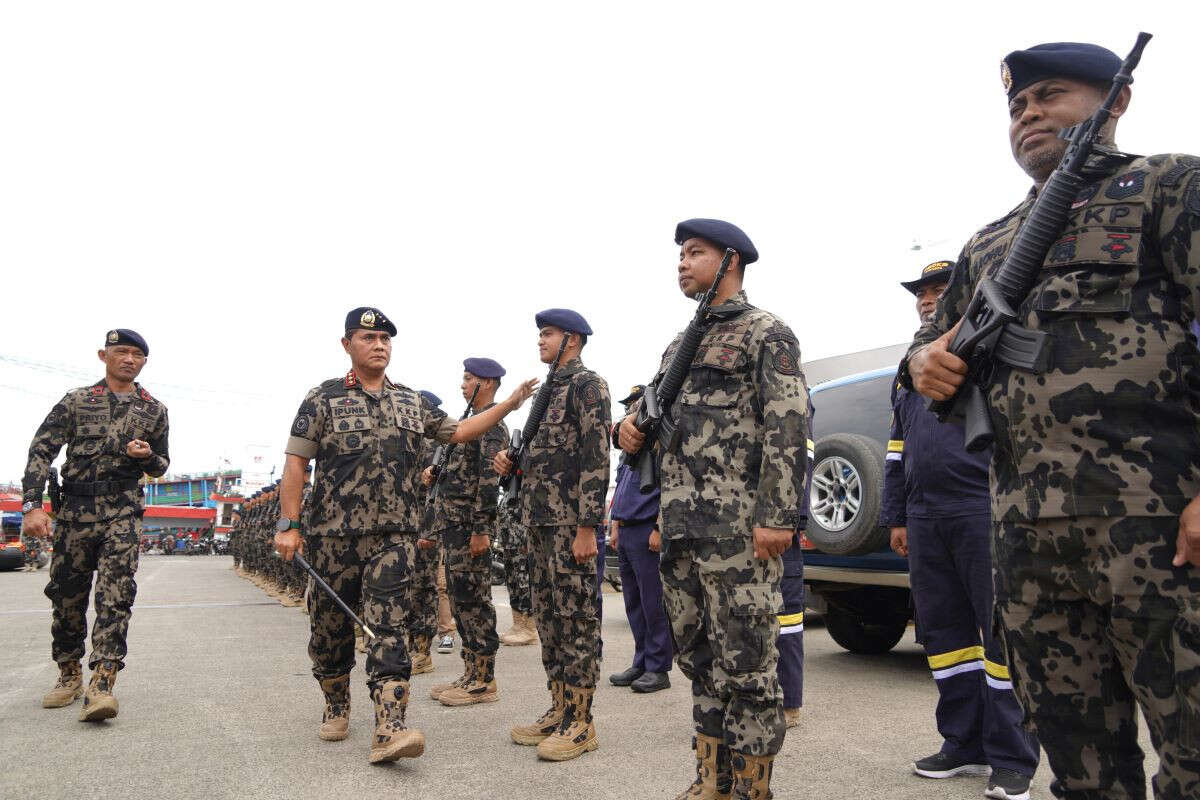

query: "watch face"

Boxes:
[23, 502, 38, 513]
[275, 518, 292, 533]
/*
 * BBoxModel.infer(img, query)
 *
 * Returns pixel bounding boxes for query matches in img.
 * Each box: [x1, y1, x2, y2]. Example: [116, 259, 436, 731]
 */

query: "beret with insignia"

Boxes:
[900, 260, 955, 295]
[463, 357, 506, 379]
[419, 390, 442, 407]
[675, 218, 758, 265]
[619, 384, 646, 406]
[535, 308, 593, 336]
[104, 328, 149, 356]
[344, 306, 397, 337]
[1001, 42, 1120, 99]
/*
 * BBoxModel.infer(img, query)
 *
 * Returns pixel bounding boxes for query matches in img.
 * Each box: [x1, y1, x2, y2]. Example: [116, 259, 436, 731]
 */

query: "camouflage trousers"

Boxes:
[994, 516, 1200, 800]
[500, 514, 533, 616]
[661, 535, 785, 757]
[529, 525, 600, 688]
[45, 516, 141, 669]
[441, 525, 499, 656]
[304, 533, 416, 686]
[411, 539, 443, 641]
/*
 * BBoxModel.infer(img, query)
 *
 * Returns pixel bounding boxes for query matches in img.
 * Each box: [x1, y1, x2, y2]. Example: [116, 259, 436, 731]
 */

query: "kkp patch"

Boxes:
[1105, 170, 1146, 200]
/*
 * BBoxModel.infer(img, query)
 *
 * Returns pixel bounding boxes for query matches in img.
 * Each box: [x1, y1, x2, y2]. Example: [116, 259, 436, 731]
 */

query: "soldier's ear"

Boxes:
[341, 336, 351, 355]
[97, 349, 108, 363]
[1109, 85, 1132, 120]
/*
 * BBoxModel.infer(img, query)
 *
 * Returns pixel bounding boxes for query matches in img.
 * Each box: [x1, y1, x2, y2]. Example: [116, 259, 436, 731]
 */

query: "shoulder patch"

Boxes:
[1159, 155, 1200, 188]
[291, 416, 311, 436]
[1105, 170, 1147, 200]
[580, 381, 603, 407]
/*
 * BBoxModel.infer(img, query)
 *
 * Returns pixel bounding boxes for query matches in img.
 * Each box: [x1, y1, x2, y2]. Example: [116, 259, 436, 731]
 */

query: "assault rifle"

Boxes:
[500, 333, 572, 501]
[421, 384, 480, 529]
[628, 248, 735, 491]
[47, 467, 62, 515]
[928, 33, 1152, 452]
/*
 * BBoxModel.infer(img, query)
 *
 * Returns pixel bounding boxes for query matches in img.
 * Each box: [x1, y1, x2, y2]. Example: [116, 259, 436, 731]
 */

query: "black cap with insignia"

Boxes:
[1000, 42, 1121, 100]
[900, 260, 955, 295]
[619, 384, 646, 406]
[344, 306, 397, 337]
[104, 328, 149, 356]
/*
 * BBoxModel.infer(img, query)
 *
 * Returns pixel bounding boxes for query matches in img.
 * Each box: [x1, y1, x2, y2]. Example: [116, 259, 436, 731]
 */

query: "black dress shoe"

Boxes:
[630, 671, 670, 693]
[609, 666, 645, 686]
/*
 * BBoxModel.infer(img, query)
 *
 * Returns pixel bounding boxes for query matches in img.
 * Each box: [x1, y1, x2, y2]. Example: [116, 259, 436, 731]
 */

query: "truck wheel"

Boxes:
[806, 433, 888, 556]
[823, 589, 910, 654]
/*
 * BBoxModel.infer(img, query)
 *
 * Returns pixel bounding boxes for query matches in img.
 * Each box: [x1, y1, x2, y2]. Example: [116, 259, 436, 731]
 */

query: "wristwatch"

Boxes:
[275, 518, 302, 533]
[21, 501, 40, 514]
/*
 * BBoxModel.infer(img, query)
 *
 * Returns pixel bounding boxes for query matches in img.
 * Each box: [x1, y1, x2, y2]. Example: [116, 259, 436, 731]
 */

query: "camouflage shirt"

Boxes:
[428, 403, 508, 531]
[517, 358, 611, 528]
[649, 290, 810, 540]
[904, 149, 1200, 522]
[286, 370, 457, 536]
[22, 380, 170, 523]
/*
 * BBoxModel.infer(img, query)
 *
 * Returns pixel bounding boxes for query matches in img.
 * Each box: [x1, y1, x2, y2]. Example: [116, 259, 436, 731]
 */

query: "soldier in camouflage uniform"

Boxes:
[497, 492, 537, 645]
[906, 42, 1200, 800]
[423, 358, 509, 706]
[494, 308, 611, 762]
[619, 219, 809, 800]
[274, 307, 533, 764]
[21, 329, 169, 723]
[411, 391, 445, 674]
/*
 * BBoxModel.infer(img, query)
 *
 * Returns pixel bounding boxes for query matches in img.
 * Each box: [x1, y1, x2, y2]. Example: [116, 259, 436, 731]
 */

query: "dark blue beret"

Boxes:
[900, 260, 956, 295]
[675, 219, 758, 265]
[419, 390, 442, 407]
[463, 357, 506, 379]
[104, 328, 149, 356]
[1002, 42, 1120, 99]
[344, 306, 397, 337]
[535, 308, 593, 336]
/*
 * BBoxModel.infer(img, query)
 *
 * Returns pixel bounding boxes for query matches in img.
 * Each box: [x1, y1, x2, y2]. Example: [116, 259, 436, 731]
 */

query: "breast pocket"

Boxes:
[1035, 224, 1141, 316]
[532, 422, 571, 450]
[332, 419, 374, 454]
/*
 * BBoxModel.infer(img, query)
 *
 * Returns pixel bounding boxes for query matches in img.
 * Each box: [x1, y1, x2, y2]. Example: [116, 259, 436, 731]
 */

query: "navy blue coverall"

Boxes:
[881, 376, 1038, 776]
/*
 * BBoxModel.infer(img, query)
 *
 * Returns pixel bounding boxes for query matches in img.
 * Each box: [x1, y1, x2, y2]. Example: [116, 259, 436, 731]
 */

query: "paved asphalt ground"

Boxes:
[1, 555, 1157, 799]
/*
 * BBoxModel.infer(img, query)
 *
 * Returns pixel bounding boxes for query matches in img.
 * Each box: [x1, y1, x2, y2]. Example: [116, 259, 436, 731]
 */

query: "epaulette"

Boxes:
[1158, 155, 1200, 188]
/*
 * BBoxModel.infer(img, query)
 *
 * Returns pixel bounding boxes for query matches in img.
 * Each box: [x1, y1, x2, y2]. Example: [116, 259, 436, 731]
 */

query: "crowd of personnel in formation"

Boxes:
[15, 35, 1200, 800]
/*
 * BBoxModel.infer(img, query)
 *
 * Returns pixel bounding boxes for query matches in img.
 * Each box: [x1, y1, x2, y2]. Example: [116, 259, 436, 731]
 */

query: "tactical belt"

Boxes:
[61, 478, 141, 497]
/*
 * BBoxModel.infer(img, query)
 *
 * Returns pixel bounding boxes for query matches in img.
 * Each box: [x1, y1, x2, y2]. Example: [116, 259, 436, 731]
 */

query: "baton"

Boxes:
[285, 551, 376, 640]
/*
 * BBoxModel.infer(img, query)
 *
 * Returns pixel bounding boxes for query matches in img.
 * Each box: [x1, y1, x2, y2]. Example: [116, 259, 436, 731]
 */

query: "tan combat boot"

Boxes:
[674, 734, 733, 800]
[409, 635, 434, 675]
[730, 753, 774, 800]
[510, 681, 565, 745]
[318, 675, 350, 741]
[79, 661, 120, 722]
[440, 652, 499, 706]
[536, 684, 598, 761]
[42, 661, 83, 708]
[368, 681, 425, 763]
[430, 650, 474, 701]
[500, 611, 538, 646]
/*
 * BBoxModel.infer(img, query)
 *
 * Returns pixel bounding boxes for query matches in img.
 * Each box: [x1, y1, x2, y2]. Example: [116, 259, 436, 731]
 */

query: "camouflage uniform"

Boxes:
[498, 495, 533, 617]
[428, 405, 508, 659]
[286, 370, 456, 688]
[647, 290, 809, 759]
[22, 380, 170, 670]
[518, 358, 611, 689]
[905, 150, 1200, 799]
[411, 438, 442, 649]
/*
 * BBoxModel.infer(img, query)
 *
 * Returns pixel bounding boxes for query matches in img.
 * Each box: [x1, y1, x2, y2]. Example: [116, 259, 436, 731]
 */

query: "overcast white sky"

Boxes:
[2, 2, 1196, 484]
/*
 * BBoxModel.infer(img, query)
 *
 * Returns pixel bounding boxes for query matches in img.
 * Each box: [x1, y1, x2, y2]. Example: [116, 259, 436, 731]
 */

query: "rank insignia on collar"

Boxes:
[90, 385, 107, 395]
[1071, 182, 1100, 209]
[344, 371, 359, 388]
[106, 330, 119, 344]
[360, 310, 376, 328]
[1105, 170, 1146, 200]
[1100, 233, 1134, 260]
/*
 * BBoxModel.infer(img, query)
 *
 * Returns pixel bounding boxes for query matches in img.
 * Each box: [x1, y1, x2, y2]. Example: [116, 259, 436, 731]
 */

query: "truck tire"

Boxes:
[806, 433, 888, 556]
[824, 588, 910, 654]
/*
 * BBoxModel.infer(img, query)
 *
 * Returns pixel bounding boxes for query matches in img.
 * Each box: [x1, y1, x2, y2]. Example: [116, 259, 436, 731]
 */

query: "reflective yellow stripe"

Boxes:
[927, 645, 984, 669]
[887, 439, 904, 453]
[984, 660, 1010, 680]
[806, 439, 815, 450]
[778, 612, 804, 626]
